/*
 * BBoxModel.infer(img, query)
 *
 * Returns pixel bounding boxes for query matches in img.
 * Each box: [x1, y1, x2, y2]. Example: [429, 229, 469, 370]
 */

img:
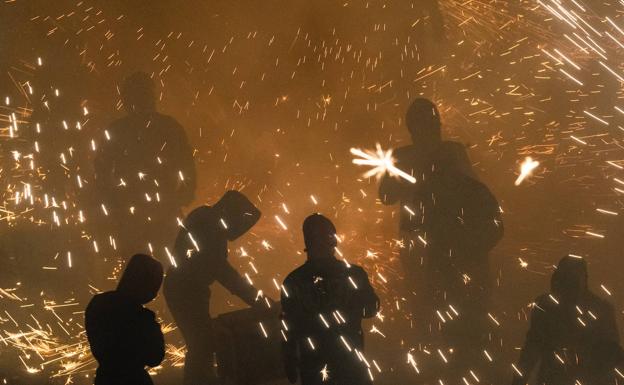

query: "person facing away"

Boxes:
[93, 71, 196, 255]
[513, 256, 622, 385]
[85, 254, 165, 385]
[281, 214, 380, 385]
[163, 190, 264, 385]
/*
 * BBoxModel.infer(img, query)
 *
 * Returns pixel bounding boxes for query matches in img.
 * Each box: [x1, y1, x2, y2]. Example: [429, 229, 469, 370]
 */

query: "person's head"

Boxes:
[121, 71, 156, 114]
[406, 98, 441, 146]
[551, 255, 588, 302]
[117, 254, 164, 304]
[303, 214, 337, 259]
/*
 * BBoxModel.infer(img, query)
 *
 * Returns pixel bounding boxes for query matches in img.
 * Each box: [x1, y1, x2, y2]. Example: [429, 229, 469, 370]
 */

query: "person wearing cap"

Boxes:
[280, 214, 380, 385]
[94, 71, 196, 260]
[163, 190, 264, 385]
[85, 254, 165, 385]
[512, 255, 622, 385]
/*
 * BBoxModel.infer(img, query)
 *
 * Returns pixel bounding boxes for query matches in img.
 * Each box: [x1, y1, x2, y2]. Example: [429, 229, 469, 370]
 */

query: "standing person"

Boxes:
[378, 98, 477, 314]
[512, 256, 622, 385]
[85, 254, 165, 385]
[163, 190, 264, 385]
[94, 71, 196, 259]
[280, 214, 380, 385]
[379, 98, 503, 380]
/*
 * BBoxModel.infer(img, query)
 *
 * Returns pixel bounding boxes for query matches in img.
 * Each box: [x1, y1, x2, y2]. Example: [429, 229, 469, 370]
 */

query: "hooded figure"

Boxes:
[512, 256, 622, 385]
[280, 214, 380, 385]
[163, 190, 263, 385]
[85, 254, 165, 385]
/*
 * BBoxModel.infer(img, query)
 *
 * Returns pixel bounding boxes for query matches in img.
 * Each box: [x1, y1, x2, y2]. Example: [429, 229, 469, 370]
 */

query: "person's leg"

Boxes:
[165, 287, 219, 385]
[399, 232, 430, 335]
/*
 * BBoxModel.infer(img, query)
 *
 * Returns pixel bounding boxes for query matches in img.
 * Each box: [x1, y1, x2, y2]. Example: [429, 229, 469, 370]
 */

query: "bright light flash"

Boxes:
[350, 144, 416, 183]
[515, 157, 539, 186]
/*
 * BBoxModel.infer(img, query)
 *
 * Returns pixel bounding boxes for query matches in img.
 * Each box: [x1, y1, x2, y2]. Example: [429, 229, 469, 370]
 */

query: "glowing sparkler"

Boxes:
[514, 157, 540, 186]
[350, 144, 416, 184]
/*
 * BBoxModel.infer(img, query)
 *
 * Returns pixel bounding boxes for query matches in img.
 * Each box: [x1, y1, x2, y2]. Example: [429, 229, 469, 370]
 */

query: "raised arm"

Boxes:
[215, 259, 258, 306]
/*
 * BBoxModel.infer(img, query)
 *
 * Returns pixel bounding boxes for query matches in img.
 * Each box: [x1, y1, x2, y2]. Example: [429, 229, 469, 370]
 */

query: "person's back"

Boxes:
[85, 254, 165, 385]
[97, 111, 195, 218]
[86, 292, 164, 385]
[514, 256, 622, 385]
[283, 257, 376, 351]
[93, 72, 195, 257]
[530, 292, 618, 385]
[281, 214, 379, 385]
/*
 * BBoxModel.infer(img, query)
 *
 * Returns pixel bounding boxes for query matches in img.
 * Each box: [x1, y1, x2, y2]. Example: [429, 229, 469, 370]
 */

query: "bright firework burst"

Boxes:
[350, 144, 416, 184]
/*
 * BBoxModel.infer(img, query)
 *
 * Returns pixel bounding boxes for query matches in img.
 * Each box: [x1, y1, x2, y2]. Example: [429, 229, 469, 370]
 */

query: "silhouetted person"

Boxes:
[281, 214, 380, 385]
[163, 190, 263, 385]
[512, 256, 622, 385]
[85, 254, 165, 385]
[94, 71, 196, 258]
[379, 98, 502, 381]
[379, 98, 479, 311]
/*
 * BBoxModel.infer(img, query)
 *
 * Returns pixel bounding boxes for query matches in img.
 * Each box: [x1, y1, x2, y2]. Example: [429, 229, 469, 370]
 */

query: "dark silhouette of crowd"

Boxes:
[84, 84, 623, 385]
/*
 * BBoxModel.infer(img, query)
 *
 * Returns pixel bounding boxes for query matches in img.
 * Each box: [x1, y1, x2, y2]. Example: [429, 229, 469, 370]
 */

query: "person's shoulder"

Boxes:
[533, 293, 556, 310]
[284, 264, 309, 284]
[86, 291, 117, 313]
[345, 263, 368, 277]
[106, 116, 129, 135]
[155, 113, 183, 130]
[90, 291, 117, 303]
[139, 306, 157, 320]
[441, 140, 466, 149]
[393, 145, 416, 157]
[588, 292, 615, 313]
[439, 140, 468, 154]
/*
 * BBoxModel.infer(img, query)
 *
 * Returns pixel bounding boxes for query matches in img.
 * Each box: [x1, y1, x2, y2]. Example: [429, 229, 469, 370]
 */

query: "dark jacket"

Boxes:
[94, 112, 196, 216]
[85, 291, 165, 385]
[379, 141, 475, 232]
[281, 257, 379, 384]
[514, 292, 621, 385]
